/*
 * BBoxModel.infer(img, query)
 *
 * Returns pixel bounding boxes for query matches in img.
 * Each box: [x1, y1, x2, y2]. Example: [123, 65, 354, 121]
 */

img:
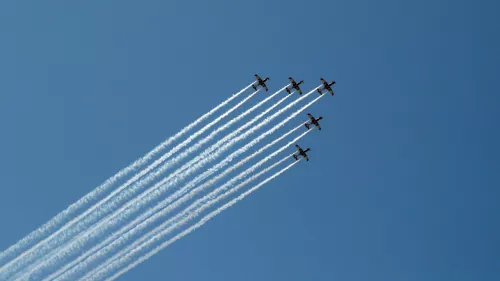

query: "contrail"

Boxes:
[2, 85, 258, 279]
[77, 130, 309, 281]
[22, 89, 322, 280]
[10, 87, 291, 280]
[40, 86, 289, 281]
[49, 124, 307, 281]
[16, 91, 290, 277]
[0, 82, 254, 268]
[98, 160, 300, 281]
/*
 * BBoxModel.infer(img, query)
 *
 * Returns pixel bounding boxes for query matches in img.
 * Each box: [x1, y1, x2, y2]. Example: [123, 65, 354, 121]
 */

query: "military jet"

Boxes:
[285, 77, 304, 95]
[252, 74, 270, 91]
[317, 78, 336, 95]
[305, 113, 323, 130]
[293, 144, 310, 161]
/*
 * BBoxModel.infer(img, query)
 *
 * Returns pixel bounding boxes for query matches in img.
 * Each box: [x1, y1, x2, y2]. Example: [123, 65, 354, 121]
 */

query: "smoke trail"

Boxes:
[24, 89, 321, 280]
[2, 86, 258, 279]
[0, 82, 254, 269]
[52, 124, 307, 281]
[100, 160, 300, 281]
[79, 129, 309, 281]
[10, 89, 289, 280]
[20, 88, 320, 280]
[42, 86, 288, 281]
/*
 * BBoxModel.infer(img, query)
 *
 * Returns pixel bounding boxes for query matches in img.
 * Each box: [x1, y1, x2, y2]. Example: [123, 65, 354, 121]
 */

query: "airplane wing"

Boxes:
[328, 88, 334, 95]
[297, 88, 302, 95]
[255, 74, 262, 83]
[295, 144, 303, 153]
[288, 77, 296, 85]
[304, 155, 309, 161]
[263, 84, 268, 91]
[320, 78, 327, 85]
[316, 124, 322, 130]
[307, 113, 315, 122]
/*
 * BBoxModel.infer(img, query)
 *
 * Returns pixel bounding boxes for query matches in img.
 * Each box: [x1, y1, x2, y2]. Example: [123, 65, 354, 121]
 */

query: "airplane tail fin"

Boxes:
[317, 89, 322, 95]
[305, 123, 310, 130]
[285, 88, 291, 94]
[293, 154, 298, 161]
[252, 85, 257, 91]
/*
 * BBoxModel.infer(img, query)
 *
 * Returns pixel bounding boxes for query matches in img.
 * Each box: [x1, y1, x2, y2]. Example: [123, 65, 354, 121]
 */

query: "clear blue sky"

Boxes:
[1, 1, 499, 280]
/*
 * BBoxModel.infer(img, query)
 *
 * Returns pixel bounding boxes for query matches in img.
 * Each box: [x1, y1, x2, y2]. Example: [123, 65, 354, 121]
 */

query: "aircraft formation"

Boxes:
[0, 73, 336, 281]
[252, 74, 335, 163]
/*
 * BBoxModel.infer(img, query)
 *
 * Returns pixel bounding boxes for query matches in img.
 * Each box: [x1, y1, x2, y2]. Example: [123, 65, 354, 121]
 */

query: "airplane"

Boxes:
[252, 74, 270, 91]
[285, 77, 304, 95]
[305, 113, 323, 130]
[293, 144, 310, 161]
[317, 78, 336, 95]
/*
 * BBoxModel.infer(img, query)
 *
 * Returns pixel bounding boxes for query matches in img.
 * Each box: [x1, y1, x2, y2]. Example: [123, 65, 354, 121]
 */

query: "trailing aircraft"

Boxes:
[293, 144, 310, 161]
[305, 113, 323, 130]
[285, 77, 304, 95]
[317, 78, 336, 95]
[252, 74, 270, 91]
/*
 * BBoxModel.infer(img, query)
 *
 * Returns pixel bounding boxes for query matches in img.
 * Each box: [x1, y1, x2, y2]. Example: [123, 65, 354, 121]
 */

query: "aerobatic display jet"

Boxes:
[317, 78, 336, 95]
[285, 77, 304, 95]
[252, 74, 270, 91]
[305, 113, 323, 130]
[293, 144, 310, 161]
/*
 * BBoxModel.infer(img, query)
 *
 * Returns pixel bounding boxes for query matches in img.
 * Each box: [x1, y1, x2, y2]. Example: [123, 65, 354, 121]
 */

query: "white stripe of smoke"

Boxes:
[31, 88, 320, 280]
[15, 87, 296, 280]
[25, 86, 321, 275]
[42, 86, 288, 281]
[80, 129, 308, 281]
[0, 82, 253, 268]
[53, 124, 306, 280]
[102, 160, 300, 281]
[3, 86, 257, 280]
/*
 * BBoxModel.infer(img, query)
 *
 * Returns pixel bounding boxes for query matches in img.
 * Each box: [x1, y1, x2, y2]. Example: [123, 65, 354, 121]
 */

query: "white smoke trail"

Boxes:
[13, 88, 296, 280]
[41, 86, 289, 281]
[101, 160, 300, 281]
[52, 124, 308, 281]
[2, 86, 258, 280]
[79, 129, 308, 281]
[0, 82, 253, 268]
[45, 122, 302, 281]
[23, 88, 321, 280]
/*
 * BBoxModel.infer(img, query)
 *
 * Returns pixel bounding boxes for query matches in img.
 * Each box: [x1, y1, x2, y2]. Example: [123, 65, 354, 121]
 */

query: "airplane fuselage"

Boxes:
[292, 81, 303, 89]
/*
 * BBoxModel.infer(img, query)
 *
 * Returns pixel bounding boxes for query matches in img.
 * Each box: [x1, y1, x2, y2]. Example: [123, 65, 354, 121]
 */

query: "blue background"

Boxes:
[1, 0, 499, 280]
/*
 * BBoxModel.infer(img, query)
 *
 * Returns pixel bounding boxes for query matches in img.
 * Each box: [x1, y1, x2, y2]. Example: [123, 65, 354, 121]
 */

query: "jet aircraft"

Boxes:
[285, 77, 304, 95]
[305, 113, 323, 130]
[252, 74, 270, 91]
[317, 78, 336, 95]
[293, 145, 310, 161]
